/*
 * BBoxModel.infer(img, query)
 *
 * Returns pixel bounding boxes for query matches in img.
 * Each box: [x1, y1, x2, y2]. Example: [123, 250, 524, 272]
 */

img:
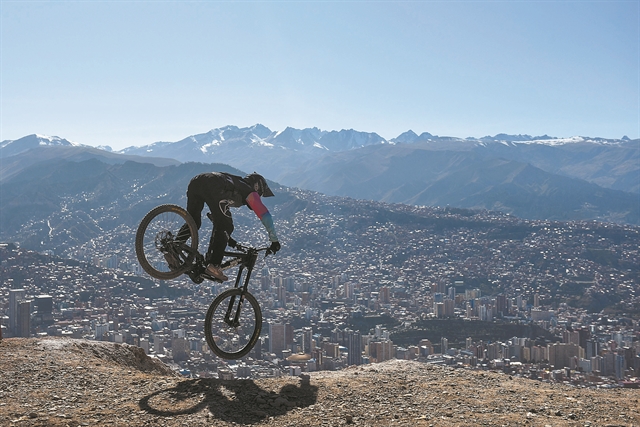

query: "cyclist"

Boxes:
[174, 171, 281, 281]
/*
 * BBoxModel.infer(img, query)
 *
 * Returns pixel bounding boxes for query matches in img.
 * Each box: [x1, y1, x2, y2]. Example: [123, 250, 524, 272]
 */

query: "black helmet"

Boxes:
[245, 172, 274, 197]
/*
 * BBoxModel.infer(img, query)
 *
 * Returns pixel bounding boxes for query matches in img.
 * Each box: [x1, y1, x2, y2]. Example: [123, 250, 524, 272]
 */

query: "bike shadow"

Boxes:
[139, 375, 318, 424]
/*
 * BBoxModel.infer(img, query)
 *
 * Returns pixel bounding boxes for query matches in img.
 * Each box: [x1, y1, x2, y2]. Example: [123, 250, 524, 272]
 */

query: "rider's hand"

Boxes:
[227, 237, 238, 249]
[267, 241, 281, 255]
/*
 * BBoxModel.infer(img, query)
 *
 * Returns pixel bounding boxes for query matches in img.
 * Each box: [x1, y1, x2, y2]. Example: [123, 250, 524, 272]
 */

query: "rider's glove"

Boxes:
[227, 237, 238, 249]
[267, 241, 281, 255]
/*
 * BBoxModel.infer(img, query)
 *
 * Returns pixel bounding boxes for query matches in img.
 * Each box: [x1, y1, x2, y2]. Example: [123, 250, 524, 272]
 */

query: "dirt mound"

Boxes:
[1, 337, 639, 426]
[37, 337, 176, 376]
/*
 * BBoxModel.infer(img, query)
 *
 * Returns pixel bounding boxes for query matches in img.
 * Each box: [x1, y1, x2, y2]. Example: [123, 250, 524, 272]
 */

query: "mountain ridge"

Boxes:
[2, 126, 638, 224]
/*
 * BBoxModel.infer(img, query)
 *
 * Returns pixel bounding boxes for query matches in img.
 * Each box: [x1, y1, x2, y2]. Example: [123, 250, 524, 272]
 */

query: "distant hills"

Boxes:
[1, 126, 638, 225]
[1, 149, 638, 317]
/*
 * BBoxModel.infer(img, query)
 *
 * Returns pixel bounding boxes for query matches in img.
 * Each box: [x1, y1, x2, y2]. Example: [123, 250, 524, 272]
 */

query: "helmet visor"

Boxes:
[261, 180, 275, 197]
[248, 173, 275, 197]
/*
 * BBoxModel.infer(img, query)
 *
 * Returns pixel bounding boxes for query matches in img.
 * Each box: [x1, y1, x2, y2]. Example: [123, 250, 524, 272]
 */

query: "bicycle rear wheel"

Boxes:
[135, 204, 198, 280]
[204, 288, 262, 360]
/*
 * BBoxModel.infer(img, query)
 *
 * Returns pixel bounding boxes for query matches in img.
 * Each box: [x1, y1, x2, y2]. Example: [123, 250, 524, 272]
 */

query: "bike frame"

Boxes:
[173, 241, 266, 327]
[220, 247, 260, 291]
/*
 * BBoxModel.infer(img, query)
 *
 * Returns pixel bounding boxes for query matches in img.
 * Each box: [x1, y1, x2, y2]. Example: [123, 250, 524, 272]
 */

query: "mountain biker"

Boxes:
[174, 172, 280, 281]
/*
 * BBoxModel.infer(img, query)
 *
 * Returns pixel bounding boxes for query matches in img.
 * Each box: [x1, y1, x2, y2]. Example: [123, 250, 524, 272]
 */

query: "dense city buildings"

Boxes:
[1, 190, 639, 387]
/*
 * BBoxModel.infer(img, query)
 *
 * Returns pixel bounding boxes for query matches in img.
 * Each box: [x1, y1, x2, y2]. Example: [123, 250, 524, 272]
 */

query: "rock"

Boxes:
[2, 339, 640, 426]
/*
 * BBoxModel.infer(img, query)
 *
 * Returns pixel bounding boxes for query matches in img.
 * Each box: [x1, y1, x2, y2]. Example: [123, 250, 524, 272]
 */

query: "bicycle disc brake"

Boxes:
[155, 230, 175, 252]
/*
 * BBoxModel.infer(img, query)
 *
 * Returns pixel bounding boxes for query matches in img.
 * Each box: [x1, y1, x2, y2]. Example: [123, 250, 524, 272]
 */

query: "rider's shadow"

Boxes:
[139, 376, 318, 424]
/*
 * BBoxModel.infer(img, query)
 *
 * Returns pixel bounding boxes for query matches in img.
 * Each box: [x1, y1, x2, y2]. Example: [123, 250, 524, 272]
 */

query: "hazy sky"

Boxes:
[1, 1, 638, 150]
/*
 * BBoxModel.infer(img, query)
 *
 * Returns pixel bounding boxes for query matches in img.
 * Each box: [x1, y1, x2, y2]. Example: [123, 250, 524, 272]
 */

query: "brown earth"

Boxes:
[1, 337, 639, 426]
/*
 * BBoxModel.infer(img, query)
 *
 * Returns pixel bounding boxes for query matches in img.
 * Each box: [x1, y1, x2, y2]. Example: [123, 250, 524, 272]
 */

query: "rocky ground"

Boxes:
[1, 337, 639, 426]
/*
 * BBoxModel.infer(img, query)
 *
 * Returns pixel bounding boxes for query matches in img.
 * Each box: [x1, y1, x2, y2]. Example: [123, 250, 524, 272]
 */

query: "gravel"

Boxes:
[1, 337, 639, 426]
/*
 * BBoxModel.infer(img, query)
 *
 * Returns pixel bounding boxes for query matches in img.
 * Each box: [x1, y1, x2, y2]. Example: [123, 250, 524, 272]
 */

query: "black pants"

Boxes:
[179, 174, 234, 266]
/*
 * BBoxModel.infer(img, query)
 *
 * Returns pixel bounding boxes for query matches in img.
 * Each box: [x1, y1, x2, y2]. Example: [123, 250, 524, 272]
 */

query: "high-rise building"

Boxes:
[153, 335, 165, 354]
[465, 289, 481, 300]
[34, 295, 53, 314]
[434, 302, 445, 318]
[379, 286, 390, 304]
[269, 323, 286, 356]
[301, 327, 314, 354]
[531, 345, 548, 362]
[172, 337, 190, 362]
[277, 285, 286, 305]
[465, 337, 473, 350]
[323, 342, 340, 359]
[577, 328, 590, 350]
[33, 295, 54, 328]
[330, 276, 340, 289]
[284, 276, 295, 292]
[16, 300, 31, 337]
[485, 342, 499, 360]
[346, 329, 362, 366]
[591, 355, 603, 374]
[260, 267, 271, 291]
[369, 340, 393, 362]
[444, 299, 455, 317]
[496, 294, 507, 317]
[345, 283, 355, 300]
[586, 339, 598, 359]
[548, 342, 583, 368]
[615, 354, 626, 380]
[563, 330, 580, 345]
[9, 289, 26, 336]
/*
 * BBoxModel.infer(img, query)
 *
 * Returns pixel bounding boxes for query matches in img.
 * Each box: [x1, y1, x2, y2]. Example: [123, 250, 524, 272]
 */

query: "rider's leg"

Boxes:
[207, 202, 234, 265]
[204, 200, 234, 281]
[176, 188, 204, 243]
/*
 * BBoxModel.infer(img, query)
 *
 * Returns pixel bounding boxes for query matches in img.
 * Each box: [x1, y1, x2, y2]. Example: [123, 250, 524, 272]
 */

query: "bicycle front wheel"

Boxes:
[135, 204, 198, 280]
[204, 288, 262, 360]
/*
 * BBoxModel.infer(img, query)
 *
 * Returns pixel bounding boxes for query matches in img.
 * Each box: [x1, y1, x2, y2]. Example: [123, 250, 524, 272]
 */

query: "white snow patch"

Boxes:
[520, 136, 585, 146]
[250, 136, 274, 147]
[34, 134, 81, 147]
[200, 141, 220, 153]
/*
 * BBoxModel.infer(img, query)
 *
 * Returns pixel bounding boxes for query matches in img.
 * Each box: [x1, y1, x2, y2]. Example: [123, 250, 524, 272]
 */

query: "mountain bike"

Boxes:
[135, 204, 270, 359]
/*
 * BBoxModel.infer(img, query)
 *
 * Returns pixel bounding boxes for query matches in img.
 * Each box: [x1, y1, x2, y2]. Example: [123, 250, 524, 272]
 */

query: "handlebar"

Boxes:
[227, 241, 271, 255]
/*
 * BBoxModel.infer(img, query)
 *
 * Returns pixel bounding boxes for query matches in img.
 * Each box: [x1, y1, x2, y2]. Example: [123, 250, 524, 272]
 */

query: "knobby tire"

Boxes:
[204, 288, 262, 359]
[135, 204, 198, 280]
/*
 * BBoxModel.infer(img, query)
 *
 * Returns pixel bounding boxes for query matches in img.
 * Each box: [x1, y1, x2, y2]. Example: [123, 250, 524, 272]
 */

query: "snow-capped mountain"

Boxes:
[0, 134, 79, 157]
[1, 125, 637, 224]
[118, 124, 387, 158]
[389, 130, 633, 147]
[116, 124, 389, 179]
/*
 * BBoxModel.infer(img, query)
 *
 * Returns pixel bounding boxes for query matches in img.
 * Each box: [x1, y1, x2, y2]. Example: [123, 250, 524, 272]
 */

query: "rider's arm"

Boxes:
[246, 192, 279, 242]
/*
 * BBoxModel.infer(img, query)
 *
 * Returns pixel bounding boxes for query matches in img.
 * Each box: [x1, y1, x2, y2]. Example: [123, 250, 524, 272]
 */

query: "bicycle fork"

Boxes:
[224, 262, 249, 328]
[222, 250, 258, 328]
[224, 294, 244, 328]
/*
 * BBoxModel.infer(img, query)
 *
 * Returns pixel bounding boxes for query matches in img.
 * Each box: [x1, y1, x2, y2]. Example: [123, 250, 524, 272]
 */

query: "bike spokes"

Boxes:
[135, 205, 198, 280]
[204, 289, 262, 359]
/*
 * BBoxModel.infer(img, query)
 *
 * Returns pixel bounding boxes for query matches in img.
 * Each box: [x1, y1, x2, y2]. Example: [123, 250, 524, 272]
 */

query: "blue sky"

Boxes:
[1, 1, 638, 150]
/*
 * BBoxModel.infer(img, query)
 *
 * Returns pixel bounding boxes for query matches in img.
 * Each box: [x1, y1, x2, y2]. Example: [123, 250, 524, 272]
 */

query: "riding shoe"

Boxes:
[205, 264, 228, 281]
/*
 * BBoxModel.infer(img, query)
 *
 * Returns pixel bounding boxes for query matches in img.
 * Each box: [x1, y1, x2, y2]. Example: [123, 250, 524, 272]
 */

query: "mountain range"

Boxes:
[1, 126, 638, 224]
